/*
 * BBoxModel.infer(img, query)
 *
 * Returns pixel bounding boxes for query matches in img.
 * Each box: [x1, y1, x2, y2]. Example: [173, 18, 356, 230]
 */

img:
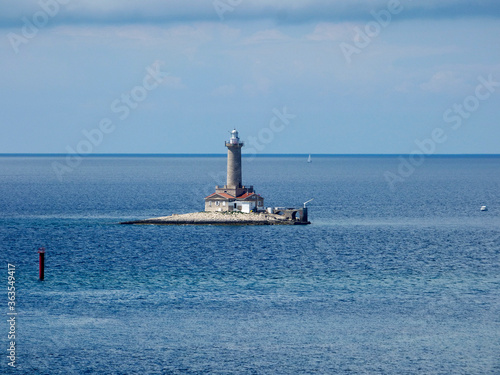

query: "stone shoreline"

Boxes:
[120, 211, 310, 225]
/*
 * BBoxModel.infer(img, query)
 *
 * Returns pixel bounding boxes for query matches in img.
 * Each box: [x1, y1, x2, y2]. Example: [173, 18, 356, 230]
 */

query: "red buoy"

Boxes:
[38, 248, 45, 281]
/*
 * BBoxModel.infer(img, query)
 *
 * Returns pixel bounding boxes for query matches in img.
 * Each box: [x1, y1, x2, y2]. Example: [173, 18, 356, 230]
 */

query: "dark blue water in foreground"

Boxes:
[1, 156, 500, 374]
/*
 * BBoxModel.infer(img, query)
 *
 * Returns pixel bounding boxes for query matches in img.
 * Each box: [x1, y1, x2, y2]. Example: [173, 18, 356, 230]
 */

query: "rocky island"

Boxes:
[121, 211, 309, 225]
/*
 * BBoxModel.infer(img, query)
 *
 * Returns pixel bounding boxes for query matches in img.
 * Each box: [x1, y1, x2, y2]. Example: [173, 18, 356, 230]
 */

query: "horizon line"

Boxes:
[1, 153, 500, 158]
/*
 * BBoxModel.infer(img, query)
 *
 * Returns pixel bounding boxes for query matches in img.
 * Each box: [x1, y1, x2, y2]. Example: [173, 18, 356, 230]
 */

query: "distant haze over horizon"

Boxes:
[1, 1, 499, 154]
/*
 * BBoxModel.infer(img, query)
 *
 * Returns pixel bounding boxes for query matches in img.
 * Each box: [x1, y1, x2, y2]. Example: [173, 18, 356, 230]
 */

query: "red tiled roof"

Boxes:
[237, 192, 262, 199]
[205, 192, 235, 200]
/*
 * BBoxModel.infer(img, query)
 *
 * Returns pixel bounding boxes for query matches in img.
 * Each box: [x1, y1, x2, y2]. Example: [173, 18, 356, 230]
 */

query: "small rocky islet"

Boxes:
[120, 211, 304, 225]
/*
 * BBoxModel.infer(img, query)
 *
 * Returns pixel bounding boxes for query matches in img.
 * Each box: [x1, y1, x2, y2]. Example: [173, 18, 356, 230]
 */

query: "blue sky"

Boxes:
[1, 0, 499, 154]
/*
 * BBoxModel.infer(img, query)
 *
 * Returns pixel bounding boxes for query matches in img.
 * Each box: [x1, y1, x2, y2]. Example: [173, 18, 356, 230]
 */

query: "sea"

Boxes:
[1, 155, 499, 374]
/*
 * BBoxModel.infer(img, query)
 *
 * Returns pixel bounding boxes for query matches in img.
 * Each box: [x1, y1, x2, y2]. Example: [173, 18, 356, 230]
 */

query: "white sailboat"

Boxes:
[307, 154, 312, 163]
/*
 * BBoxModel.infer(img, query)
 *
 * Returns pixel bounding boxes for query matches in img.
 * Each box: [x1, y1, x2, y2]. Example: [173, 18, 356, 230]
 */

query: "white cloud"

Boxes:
[305, 22, 356, 42]
[162, 76, 186, 90]
[419, 71, 465, 93]
[211, 84, 236, 97]
[243, 29, 290, 45]
[243, 76, 272, 96]
[394, 81, 414, 93]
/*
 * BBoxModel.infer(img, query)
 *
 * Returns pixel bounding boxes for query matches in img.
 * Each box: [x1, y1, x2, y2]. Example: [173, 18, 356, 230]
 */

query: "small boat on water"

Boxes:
[480, 206, 488, 211]
[307, 154, 312, 163]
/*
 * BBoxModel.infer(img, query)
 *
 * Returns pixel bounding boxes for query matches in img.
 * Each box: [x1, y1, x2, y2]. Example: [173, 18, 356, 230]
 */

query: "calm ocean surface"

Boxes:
[1, 156, 499, 374]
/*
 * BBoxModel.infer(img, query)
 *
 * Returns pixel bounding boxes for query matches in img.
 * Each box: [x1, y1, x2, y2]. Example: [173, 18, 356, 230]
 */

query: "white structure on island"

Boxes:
[205, 130, 264, 213]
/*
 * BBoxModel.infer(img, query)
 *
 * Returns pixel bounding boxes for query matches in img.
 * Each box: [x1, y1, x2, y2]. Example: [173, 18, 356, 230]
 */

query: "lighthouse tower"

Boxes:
[225, 129, 243, 189]
[204, 130, 264, 212]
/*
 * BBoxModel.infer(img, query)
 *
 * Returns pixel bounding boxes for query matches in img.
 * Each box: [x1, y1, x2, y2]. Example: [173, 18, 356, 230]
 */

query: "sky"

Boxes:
[1, 0, 499, 154]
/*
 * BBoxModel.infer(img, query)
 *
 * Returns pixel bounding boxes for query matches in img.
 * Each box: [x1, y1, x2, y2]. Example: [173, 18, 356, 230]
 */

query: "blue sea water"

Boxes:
[1, 156, 500, 374]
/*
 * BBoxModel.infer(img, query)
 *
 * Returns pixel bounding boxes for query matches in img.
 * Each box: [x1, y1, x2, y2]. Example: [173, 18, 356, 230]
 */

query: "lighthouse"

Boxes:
[204, 130, 264, 213]
[226, 129, 243, 189]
